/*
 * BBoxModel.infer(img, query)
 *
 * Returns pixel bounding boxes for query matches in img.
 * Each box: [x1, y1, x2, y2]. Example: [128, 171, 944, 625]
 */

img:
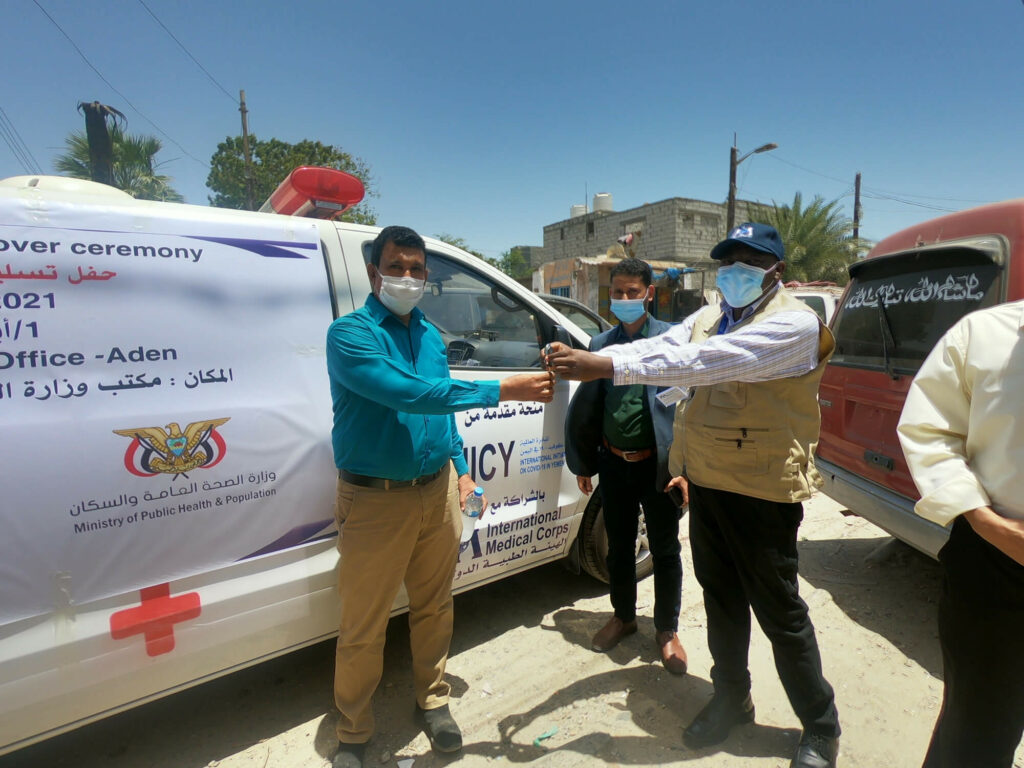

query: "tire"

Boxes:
[579, 492, 654, 584]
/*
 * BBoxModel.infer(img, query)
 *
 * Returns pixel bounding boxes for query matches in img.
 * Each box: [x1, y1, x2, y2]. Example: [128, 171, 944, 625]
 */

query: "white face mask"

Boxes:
[377, 274, 425, 316]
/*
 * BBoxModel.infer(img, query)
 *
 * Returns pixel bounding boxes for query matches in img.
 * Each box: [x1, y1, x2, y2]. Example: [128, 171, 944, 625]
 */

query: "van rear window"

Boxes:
[831, 247, 1001, 375]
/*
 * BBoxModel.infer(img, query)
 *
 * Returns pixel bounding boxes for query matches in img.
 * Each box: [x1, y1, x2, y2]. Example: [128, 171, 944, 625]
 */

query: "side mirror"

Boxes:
[551, 325, 572, 347]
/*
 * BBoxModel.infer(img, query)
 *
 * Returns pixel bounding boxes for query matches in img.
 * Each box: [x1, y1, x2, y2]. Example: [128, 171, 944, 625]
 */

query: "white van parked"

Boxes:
[0, 170, 626, 755]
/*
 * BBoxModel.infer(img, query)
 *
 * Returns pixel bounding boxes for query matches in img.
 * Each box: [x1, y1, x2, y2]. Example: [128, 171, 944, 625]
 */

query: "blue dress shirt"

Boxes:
[327, 293, 501, 481]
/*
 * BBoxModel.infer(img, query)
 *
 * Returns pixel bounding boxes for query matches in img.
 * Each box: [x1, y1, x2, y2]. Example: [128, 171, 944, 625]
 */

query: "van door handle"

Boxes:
[863, 450, 894, 471]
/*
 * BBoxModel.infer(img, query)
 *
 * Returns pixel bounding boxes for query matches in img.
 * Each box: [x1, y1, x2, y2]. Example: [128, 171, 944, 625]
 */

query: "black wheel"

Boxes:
[578, 492, 654, 584]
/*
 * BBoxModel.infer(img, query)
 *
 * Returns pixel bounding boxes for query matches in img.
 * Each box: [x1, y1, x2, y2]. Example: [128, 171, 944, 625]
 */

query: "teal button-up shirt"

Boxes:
[327, 294, 501, 480]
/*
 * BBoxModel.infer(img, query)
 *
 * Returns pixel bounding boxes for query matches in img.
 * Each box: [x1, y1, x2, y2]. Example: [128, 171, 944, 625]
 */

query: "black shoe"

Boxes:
[790, 732, 839, 768]
[332, 741, 365, 768]
[418, 704, 463, 753]
[683, 692, 755, 748]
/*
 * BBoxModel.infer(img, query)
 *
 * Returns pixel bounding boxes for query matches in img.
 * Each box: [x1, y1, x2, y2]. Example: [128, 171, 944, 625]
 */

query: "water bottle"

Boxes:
[460, 486, 484, 542]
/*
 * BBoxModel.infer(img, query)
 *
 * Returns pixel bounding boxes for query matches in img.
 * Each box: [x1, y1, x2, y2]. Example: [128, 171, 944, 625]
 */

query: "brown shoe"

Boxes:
[656, 630, 688, 675]
[591, 617, 637, 651]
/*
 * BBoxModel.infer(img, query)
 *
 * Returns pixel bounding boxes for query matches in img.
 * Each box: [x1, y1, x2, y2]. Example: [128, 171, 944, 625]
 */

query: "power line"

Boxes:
[860, 191, 958, 213]
[765, 153, 850, 186]
[137, 0, 237, 105]
[861, 185, 992, 204]
[0, 106, 43, 174]
[766, 152, 992, 206]
[32, 0, 208, 168]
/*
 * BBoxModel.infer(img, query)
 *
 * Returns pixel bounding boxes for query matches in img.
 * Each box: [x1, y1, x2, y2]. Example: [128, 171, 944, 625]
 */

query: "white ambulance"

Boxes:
[0, 169, 638, 755]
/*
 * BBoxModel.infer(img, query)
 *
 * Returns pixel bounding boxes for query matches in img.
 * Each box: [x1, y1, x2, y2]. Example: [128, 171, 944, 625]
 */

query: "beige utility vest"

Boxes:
[668, 289, 835, 503]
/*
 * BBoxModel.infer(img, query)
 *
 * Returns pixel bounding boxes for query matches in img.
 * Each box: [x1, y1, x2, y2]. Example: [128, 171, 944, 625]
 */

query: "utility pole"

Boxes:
[727, 136, 777, 231]
[78, 101, 123, 187]
[239, 89, 255, 211]
[853, 172, 862, 240]
[727, 143, 739, 231]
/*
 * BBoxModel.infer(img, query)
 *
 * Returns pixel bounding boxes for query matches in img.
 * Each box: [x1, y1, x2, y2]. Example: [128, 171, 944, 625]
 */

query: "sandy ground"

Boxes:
[4, 493, 1023, 768]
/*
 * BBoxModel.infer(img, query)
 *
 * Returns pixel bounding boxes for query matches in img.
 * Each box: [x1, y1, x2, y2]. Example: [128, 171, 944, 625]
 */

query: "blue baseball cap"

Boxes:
[710, 222, 785, 261]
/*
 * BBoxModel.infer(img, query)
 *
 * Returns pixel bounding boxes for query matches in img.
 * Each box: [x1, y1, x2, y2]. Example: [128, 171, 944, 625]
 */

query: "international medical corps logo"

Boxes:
[114, 417, 230, 478]
[730, 224, 755, 239]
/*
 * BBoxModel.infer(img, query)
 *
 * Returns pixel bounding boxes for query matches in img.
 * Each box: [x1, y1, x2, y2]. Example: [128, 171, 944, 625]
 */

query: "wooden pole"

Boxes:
[239, 89, 255, 211]
[853, 172, 862, 239]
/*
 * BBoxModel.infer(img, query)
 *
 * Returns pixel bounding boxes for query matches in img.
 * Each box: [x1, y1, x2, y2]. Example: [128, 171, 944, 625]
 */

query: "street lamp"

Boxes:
[727, 141, 778, 231]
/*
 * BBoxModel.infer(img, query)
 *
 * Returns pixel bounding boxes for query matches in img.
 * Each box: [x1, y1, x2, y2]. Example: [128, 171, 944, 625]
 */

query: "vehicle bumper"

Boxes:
[816, 457, 948, 559]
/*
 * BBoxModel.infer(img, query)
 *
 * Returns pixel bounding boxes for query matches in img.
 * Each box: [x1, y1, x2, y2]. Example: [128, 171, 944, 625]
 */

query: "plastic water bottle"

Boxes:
[461, 486, 485, 542]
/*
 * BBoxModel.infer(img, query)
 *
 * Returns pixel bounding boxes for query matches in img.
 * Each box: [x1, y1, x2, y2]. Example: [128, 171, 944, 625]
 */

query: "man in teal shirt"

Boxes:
[326, 225, 553, 768]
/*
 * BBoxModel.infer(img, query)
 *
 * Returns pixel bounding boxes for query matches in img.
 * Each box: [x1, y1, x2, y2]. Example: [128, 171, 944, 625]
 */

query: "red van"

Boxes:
[816, 200, 1024, 556]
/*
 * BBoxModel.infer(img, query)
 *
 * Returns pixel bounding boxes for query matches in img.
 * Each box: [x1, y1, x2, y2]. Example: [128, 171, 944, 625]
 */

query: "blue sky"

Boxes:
[2, 0, 1022, 259]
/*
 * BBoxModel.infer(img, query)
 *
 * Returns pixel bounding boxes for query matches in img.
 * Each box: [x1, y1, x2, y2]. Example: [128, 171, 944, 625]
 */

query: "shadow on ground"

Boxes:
[797, 533, 943, 676]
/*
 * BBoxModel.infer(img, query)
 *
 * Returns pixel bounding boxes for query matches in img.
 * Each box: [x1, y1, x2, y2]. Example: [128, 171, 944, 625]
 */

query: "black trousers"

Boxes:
[922, 516, 1024, 768]
[597, 449, 683, 632]
[688, 481, 839, 737]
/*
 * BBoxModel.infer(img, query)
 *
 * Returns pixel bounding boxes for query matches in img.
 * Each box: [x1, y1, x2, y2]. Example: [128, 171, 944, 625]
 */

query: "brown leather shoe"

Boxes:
[591, 617, 637, 651]
[656, 630, 688, 675]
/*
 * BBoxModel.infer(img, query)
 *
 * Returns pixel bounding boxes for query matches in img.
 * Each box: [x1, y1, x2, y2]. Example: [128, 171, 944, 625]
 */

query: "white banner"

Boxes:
[0, 199, 335, 623]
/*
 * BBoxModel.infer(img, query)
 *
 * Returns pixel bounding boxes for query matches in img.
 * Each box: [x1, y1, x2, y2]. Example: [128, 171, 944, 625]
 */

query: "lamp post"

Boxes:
[727, 141, 778, 231]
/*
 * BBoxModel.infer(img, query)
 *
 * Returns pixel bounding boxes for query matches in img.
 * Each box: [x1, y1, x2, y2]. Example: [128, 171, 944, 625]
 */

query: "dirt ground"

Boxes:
[5, 493, 1023, 768]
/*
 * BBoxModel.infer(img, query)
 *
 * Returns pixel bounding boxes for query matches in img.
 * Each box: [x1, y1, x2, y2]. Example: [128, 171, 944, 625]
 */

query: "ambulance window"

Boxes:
[417, 253, 542, 369]
[830, 248, 1001, 375]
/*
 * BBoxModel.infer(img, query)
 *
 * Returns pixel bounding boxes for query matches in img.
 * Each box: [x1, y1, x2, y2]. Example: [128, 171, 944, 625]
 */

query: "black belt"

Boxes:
[339, 468, 443, 490]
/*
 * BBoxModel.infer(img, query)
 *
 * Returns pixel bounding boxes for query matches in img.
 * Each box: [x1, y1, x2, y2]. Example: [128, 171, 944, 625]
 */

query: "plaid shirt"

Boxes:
[598, 287, 820, 388]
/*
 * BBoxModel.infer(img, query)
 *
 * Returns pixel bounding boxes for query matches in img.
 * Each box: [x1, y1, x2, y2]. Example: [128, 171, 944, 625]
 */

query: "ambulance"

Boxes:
[0, 169, 634, 754]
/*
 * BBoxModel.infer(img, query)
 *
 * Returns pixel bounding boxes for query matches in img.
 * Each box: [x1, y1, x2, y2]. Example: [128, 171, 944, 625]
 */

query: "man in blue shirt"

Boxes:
[564, 257, 686, 674]
[326, 226, 554, 768]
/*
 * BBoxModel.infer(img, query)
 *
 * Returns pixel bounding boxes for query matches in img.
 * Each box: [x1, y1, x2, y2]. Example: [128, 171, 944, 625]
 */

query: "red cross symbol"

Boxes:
[109, 583, 202, 657]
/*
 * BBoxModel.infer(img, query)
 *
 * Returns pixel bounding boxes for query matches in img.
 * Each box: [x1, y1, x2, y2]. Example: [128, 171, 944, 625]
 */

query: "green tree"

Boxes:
[54, 125, 184, 202]
[207, 137, 376, 224]
[434, 233, 488, 261]
[761, 192, 867, 284]
[433, 235, 532, 280]
[493, 247, 532, 280]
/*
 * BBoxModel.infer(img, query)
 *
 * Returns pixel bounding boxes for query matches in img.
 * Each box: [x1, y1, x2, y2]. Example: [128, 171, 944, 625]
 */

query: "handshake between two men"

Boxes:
[539, 341, 689, 505]
[487, 342, 606, 403]
[499, 341, 615, 401]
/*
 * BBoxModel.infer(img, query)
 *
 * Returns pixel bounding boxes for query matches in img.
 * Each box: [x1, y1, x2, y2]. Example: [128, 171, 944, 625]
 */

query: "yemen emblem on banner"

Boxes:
[114, 418, 230, 478]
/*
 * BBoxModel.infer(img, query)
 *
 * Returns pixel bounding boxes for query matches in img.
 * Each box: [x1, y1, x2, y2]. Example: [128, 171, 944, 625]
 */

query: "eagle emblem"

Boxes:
[114, 418, 231, 478]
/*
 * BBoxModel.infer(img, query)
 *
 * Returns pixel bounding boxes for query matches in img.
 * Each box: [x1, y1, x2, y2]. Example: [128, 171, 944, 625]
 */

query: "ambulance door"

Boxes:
[415, 250, 581, 589]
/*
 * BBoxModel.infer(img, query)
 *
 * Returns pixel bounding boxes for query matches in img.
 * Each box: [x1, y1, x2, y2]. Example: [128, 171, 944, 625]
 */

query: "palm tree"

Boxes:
[762, 193, 867, 284]
[54, 126, 184, 202]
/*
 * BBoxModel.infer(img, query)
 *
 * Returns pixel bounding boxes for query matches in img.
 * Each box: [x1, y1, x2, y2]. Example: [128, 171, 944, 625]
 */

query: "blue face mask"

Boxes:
[716, 262, 777, 308]
[609, 298, 647, 323]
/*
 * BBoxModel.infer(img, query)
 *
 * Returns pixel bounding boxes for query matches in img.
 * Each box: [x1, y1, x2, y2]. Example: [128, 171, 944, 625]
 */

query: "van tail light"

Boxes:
[259, 166, 365, 219]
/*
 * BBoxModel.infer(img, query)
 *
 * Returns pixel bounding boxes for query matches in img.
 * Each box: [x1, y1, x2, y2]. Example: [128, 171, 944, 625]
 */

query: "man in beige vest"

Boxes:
[546, 223, 840, 768]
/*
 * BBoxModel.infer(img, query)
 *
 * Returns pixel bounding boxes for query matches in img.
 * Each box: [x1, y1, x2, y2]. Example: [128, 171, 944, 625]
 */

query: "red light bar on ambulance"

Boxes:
[259, 166, 365, 219]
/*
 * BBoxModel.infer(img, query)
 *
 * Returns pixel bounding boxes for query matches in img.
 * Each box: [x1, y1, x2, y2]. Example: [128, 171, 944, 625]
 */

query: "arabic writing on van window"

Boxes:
[844, 273, 985, 310]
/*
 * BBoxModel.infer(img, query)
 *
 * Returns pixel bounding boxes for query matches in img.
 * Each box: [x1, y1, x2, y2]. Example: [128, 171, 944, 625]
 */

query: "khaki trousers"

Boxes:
[333, 464, 461, 744]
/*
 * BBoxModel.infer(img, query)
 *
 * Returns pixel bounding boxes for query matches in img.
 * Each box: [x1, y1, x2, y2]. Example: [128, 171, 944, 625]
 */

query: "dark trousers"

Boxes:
[688, 481, 840, 737]
[922, 516, 1024, 768]
[597, 449, 683, 632]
